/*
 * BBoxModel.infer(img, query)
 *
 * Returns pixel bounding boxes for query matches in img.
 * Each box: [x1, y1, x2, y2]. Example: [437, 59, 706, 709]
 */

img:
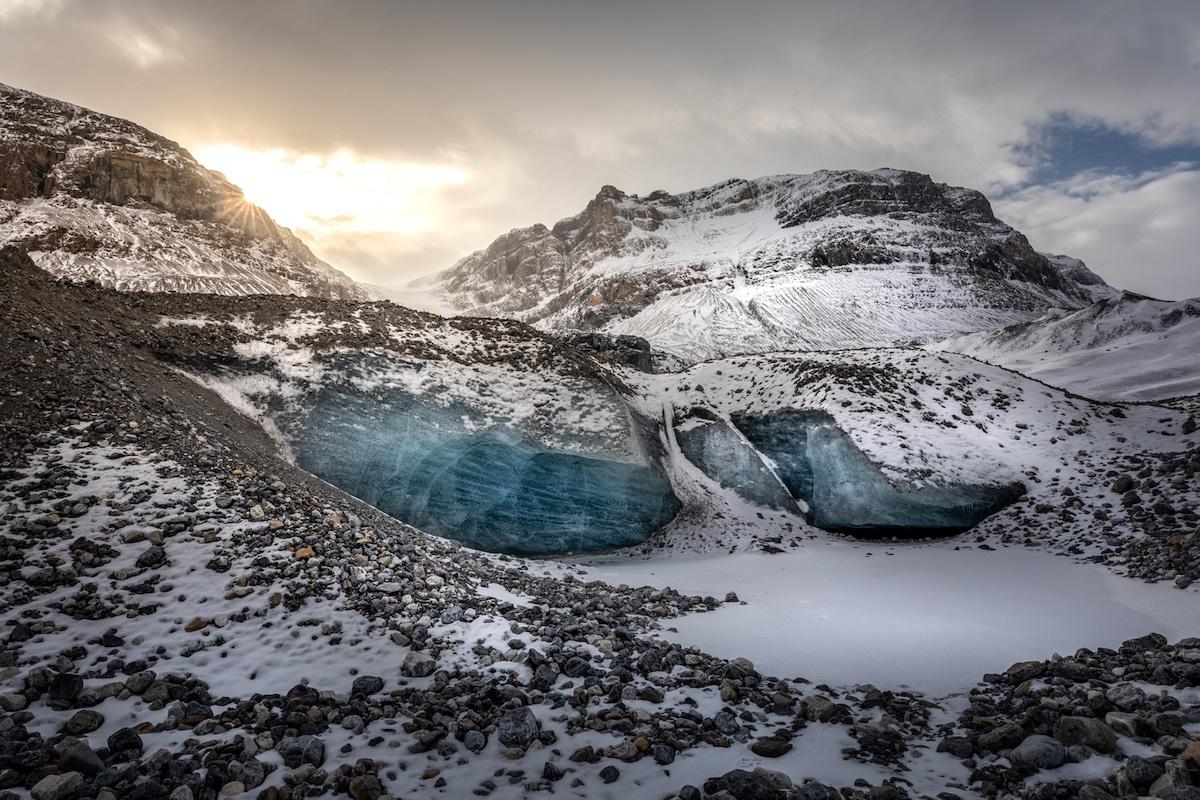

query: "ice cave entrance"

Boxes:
[287, 392, 681, 556]
[681, 409, 1024, 539]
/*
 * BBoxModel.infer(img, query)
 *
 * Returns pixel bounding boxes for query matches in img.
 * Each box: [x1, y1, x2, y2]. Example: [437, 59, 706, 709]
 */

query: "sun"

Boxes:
[194, 144, 470, 239]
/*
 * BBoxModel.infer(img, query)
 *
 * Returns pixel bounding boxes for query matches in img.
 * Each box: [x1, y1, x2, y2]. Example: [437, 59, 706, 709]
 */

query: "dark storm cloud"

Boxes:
[1, 0, 1198, 297]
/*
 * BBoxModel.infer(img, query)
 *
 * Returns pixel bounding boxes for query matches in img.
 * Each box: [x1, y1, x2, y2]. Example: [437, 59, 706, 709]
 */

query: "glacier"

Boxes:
[284, 386, 681, 555]
[674, 409, 800, 512]
[723, 410, 1024, 536]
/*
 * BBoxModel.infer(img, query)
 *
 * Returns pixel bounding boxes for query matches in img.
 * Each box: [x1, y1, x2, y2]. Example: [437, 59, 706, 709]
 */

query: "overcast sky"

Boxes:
[1, 0, 1198, 298]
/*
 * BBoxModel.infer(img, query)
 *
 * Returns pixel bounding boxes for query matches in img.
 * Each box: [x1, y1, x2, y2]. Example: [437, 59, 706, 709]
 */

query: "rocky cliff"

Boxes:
[0, 83, 366, 299]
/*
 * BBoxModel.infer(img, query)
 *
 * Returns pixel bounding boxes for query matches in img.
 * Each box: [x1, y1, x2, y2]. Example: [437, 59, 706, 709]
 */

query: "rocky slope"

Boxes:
[435, 170, 1110, 364]
[0, 83, 366, 299]
[932, 293, 1200, 402]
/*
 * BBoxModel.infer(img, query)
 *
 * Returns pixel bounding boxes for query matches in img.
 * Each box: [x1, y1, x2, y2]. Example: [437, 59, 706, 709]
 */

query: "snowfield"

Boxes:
[931, 293, 1200, 402]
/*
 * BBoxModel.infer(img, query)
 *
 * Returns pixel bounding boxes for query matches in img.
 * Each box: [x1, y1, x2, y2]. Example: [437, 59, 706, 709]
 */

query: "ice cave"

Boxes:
[681, 409, 1023, 538]
[283, 388, 682, 555]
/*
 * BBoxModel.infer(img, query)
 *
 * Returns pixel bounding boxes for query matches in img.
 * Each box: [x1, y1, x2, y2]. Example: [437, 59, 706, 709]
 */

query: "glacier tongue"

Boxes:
[729, 410, 1024, 536]
[289, 387, 681, 555]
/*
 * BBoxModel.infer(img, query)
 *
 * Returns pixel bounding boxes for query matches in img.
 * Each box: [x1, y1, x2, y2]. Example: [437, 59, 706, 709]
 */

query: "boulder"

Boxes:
[496, 707, 541, 748]
[1054, 716, 1117, 754]
[1009, 734, 1067, 771]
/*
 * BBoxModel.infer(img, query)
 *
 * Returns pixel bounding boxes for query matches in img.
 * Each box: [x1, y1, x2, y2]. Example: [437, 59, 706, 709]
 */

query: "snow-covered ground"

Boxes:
[932, 293, 1200, 402]
[579, 540, 1200, 695]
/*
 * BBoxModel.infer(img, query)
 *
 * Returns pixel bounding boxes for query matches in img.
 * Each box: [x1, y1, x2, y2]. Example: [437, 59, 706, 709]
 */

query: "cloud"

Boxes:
[995, 165, 1200, 300]
[0, 0, 64, 23]
[103, 19, 185, 68]
[0, 0, 1197, 288]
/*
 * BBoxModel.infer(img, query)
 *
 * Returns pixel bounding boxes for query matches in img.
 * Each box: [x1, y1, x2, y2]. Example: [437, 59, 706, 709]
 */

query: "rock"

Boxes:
[0, 692, 28, 711]
[351, 675, 384, 696]
[463, 729, 487, 753]
[1149, 759, 1193, 798]
[63, 709, 105, 735]
[750, 738, 793, 758]
[106, 726, 144, 757]
[936, 735, 974, 759]
[716, 767, 794, 800]
[184, 617, 208, 632]
[1120, 632, 1167, 653]
[1123, 755, 1165, 789]
[1009, 734, 1067, 771]
[47, 672, 84, 705]
[218, 782, 245, 798]
[496, 707, 541, 749]
[31, 772, 84, 800]
[1181, 740, 1200, 768]
[804, 695, 848, 723]
[349, 774, 385, 800]
[1006, 660, 1043, 683]
[1105, 711, 1142, 737]
[293, 545, 314, 560]
[1106, 682, 1146, 711]
[401, 650, 437, 678]
[1054, 716, 1117, 754]
[599, 765, 620, 784]
[1111, 474, 1137, 493]
[58, 742, 104, 776]
[136, 545, 166, 568]
[281, 735, 326, 768]
[794, 783, 841, 800]
[977, 721, 1026, 753]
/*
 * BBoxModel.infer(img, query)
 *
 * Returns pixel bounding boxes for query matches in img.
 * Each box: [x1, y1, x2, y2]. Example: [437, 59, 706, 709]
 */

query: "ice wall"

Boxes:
[284, 387, 681, 555]
[674, 410, 799, 512]
[729, 410, 1023, 535]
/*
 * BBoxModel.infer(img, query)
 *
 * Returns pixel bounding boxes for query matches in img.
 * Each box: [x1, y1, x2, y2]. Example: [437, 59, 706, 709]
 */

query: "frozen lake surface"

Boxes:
[579, 539, 1200, 695]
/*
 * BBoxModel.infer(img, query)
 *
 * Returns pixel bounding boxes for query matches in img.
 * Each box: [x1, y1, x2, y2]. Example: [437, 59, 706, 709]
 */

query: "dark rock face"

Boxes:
[565, 332, 654, 372]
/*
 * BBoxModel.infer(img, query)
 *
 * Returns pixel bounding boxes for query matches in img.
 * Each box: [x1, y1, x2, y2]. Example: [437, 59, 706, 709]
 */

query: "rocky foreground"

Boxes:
[2, 246, 1200, 800]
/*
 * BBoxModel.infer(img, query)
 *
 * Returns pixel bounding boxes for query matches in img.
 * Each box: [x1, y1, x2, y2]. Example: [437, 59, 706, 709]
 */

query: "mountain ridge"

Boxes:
[0, 82, 367, 299]
[435, 169, 1114, 364]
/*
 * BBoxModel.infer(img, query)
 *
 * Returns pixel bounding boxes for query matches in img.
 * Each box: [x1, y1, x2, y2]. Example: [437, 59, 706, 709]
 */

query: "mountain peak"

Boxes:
[438, 169, 1102, 364]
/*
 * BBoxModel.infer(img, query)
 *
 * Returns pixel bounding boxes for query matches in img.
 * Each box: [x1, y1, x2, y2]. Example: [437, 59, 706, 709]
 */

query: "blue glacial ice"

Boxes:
[674, 410, 799, 512]
[730, 410, 1023, 536]
[283, 388, 681, 555]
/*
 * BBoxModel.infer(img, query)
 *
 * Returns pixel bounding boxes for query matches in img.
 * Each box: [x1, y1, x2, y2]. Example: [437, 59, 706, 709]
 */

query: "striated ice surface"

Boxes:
[731, 410, 1023, 535]
[675, 410, 799, 512]
[286, 388, 680, 555]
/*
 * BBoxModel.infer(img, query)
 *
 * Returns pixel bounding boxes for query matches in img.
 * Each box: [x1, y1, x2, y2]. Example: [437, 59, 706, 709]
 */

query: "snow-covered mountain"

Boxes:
[435, 170, 1110, 364]
[0, 83, 366, 299]
[932, 292, 1200, 402]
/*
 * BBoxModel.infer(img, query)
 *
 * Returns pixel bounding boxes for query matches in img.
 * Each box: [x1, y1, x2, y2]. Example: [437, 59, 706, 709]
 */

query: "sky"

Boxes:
[0, 0, 1198, 299]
